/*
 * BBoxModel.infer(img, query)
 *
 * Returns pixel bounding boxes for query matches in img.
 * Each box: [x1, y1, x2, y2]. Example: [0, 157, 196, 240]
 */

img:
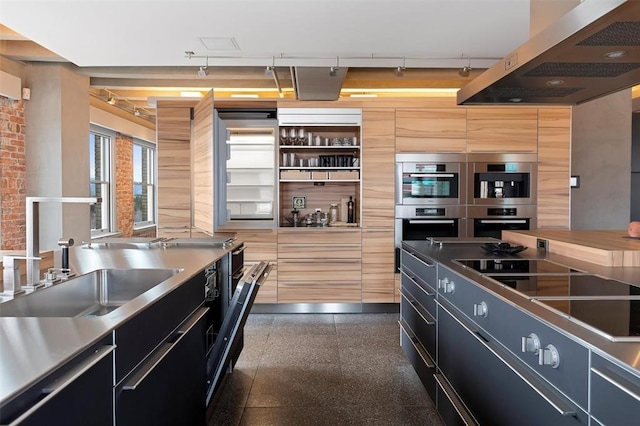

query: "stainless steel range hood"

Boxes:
[457, 0, 640, 105]
[291, 66, 348, 101]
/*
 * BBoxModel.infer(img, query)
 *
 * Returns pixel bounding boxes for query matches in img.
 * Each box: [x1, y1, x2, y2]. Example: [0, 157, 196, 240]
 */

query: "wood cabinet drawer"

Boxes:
[254, 264, 277, 304]
[278, 259, 361, 281]
[278, 244, 361, 259]
[278, 229, 361, 244]
[278, 280, 361, 303]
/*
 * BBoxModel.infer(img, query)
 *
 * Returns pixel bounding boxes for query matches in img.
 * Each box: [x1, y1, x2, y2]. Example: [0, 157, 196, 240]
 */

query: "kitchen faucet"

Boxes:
[25, 196, 101, 289]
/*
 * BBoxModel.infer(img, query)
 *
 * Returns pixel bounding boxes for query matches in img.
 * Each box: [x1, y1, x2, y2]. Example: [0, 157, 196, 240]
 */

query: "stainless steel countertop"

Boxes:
[402, 240, 640, 376]
[0, 239, 240, 407]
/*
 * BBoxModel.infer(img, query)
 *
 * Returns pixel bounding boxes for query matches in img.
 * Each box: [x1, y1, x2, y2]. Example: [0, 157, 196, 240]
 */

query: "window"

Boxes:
[89, 127, 112, 235]
[133, 141, 155, 228]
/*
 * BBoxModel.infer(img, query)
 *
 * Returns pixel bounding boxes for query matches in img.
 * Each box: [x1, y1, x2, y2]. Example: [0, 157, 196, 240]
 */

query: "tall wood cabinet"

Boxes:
[467, 107, 538, 153]
[361, 108, 396, 303]
[157, 105, 192, 238]
[537, 108, 571, 229]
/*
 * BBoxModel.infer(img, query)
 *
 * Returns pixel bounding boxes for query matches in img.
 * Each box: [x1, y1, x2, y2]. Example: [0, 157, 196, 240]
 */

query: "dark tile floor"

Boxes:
[208, 313, 443, 426]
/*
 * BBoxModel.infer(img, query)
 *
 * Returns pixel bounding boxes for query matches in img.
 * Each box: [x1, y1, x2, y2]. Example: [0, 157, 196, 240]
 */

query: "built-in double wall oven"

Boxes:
[466, 153, 537, 238]
[395, 154, 466, 269]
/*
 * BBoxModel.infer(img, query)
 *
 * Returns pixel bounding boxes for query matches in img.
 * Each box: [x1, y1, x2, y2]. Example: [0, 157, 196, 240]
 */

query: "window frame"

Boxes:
[132, 138, 156, 229]
[89, 125, 115, 237]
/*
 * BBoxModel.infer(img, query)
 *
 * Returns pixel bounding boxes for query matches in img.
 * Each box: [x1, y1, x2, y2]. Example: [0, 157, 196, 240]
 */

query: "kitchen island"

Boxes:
[400, 239, 640, 425]
[0, 238, 258, 426]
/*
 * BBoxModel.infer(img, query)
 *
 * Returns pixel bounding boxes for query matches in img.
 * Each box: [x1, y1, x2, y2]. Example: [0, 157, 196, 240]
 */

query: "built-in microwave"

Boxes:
[396, 153, 466, 205]
[467, 153, 537, 206]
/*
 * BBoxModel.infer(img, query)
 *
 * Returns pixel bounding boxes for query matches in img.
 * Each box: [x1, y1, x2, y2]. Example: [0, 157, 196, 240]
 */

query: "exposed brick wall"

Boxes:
[0, 96, 26, 250]
[115, 133, 134, 237]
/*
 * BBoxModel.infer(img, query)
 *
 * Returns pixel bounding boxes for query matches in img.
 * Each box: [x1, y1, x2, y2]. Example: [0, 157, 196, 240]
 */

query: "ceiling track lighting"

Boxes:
[329, 57, 340, 77]
[99, 89, 151, 121]
[395, 57, 406, 77]
[458, 55, 472, 77]
[198, 56, 209, 77]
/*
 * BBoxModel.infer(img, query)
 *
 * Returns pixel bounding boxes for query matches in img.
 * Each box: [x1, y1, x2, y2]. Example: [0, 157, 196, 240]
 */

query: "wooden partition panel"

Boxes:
[362, 108, 396, 228]
[192, 92, 215, 235]
[157, 106, 192, 229]
[537, 108, 571, 229]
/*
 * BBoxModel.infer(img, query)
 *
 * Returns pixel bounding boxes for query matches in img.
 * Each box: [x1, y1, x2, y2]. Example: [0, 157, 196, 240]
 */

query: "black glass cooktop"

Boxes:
[454, 259, 587, 275]
[533, 298, 640, 341]
[488, 274, 640, 299]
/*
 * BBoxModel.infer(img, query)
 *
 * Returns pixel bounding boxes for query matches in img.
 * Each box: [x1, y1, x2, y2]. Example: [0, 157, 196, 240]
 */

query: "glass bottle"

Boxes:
[347, 196, 355, 223]
[329, 204, 339, 223]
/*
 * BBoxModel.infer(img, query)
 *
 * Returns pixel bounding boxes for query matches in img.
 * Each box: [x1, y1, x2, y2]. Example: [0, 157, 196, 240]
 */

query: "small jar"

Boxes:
[329, 204, 339, 223]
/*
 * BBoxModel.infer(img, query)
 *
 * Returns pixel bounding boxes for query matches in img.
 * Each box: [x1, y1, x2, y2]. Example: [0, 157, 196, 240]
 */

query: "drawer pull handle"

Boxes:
[123, 309, 207, 391]
[434, 374, 479, 426]
[399, 320, 435, 369]
[400, 270, 435, 296]
[400, 290, 435, 326]
[402, 249, 436, 267]
[5, 345, 115, 426]
[591, 368, 640, 402]
[437, 300, 577, 417]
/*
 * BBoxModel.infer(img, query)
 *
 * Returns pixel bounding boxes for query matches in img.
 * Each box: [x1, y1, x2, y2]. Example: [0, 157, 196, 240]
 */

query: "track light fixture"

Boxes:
[107, 95, 116, 105]
[98, 89, 152, 121]
[329, 57, 340, 77]
[395, 57, 406, 77]
[134, 108, 141, 117]
[198, 56, 209, 77]
[458, 56, 472, 77]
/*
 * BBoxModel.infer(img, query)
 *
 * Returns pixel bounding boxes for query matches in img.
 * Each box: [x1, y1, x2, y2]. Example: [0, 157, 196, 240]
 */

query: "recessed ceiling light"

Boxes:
[604, 50, 627, 59]
[546, 79, 565, 86]
[508, 97, 523, 103]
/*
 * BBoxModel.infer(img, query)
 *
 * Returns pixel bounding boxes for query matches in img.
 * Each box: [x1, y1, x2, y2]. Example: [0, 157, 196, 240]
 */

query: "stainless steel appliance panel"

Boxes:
[396, 153, 466, 206]
[590, 353, 640, 425]
[467, 153, 537, 206]
[395, 205, 467, 270]
[467, 205, 536, 239]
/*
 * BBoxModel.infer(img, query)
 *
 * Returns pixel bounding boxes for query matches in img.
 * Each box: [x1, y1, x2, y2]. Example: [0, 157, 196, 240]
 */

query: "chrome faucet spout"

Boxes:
[26, 197, 101, 286]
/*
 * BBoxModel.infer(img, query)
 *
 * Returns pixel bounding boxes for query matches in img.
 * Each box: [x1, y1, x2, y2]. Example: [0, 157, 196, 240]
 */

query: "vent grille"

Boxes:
[577, 22, 640, 46]
[490, 87, 584, 98]
[524, 62, 640, 78]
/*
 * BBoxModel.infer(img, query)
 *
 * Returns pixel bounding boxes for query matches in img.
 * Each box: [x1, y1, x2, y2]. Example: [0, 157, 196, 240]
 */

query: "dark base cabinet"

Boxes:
[116, 309, 207, 426]
[438, 301, 588, 426]
[0, 344, 114, 426]
[590, 353, 640, 426]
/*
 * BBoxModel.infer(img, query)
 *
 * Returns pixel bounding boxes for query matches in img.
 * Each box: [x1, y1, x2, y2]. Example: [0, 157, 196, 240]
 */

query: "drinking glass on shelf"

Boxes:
[280, 128, 288, 145]
[282, 152, 289, 167]
[297, 128, 306, 145]
[289, 128, 297, 145]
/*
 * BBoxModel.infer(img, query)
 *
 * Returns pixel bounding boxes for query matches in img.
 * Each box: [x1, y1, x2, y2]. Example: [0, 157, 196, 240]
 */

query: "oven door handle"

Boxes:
[478, 219, 527, 224]
[409, 219, 455, 224]
[409, 173, 455, 178]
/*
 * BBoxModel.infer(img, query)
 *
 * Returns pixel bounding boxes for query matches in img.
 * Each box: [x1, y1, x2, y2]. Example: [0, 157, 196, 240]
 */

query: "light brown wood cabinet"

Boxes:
[396, 108, 467, 153]
[362, 108, 396, 228]
[537, 108, 571, 229]
[227, 229, 278, 304]
[361, 228, 395, 303]
[277, 228, 361, 303]
[467, 108, 538, 153]
[157, 106, 192, 232]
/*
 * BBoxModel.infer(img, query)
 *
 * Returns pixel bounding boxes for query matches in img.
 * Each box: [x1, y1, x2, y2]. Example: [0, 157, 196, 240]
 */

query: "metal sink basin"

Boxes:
[0, 268, 181, 318]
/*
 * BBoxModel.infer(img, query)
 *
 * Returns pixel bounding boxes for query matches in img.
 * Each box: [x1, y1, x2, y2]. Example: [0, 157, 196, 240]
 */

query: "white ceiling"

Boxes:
[0, 0, 531, 70]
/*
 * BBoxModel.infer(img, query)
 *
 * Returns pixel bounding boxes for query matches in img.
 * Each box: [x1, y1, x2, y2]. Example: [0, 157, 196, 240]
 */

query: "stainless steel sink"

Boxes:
[0, 268, 181, 317]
